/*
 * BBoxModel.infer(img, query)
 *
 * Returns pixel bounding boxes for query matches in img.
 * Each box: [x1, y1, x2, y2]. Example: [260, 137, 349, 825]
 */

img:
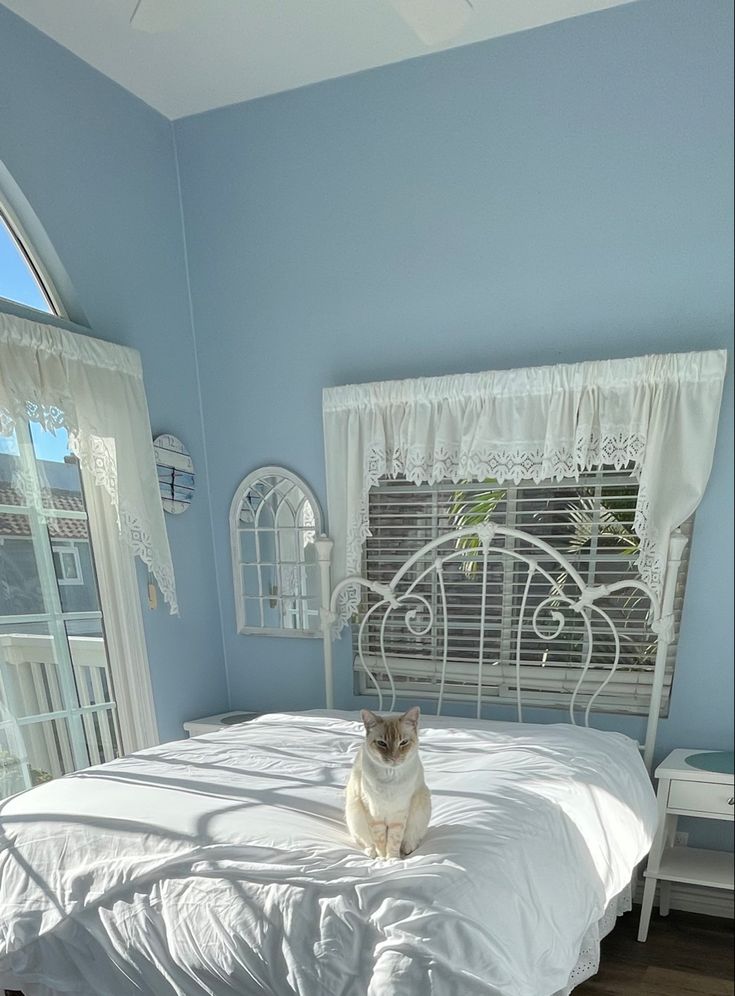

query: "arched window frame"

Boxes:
[0, 198, 65, 318]
[0, 175, 158, 762]
[230, 466, 325, 637]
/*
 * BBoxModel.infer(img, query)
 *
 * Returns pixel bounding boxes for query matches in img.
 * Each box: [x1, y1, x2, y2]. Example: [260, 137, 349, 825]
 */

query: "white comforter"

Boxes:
[0, 711, 656, 996]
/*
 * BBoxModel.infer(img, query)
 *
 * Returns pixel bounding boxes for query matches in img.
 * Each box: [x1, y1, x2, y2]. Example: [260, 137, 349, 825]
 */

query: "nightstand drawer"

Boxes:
[668, 779, 735, 816]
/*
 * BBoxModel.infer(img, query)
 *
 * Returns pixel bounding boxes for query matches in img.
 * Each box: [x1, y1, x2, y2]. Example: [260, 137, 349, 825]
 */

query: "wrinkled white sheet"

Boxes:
[0, 711, 656, 996]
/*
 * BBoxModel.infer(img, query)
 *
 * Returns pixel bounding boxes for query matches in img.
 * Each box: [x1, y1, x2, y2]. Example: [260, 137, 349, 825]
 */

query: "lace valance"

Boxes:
[0, 311, 177, 612]
[323, 350, 727, 630]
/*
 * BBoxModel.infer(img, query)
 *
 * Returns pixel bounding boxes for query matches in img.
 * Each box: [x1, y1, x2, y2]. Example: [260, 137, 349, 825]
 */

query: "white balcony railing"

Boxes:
[0, 632, 119, 800]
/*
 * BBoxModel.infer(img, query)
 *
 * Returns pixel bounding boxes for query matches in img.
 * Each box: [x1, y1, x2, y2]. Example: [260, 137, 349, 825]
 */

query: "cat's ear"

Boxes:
[402, 706, 420, 728]
[361, 709, 380, 730]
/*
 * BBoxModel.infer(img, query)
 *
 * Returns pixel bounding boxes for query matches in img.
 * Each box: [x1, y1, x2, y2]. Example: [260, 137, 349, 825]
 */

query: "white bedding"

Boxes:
[0, 711, 657, 996]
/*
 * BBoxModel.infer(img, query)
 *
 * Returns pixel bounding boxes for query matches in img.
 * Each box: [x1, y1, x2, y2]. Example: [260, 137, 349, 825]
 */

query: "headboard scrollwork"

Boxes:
[317, 526, 687, 771]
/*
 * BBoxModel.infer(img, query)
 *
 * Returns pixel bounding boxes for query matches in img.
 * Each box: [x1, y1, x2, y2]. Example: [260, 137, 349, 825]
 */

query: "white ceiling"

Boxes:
[2, 0, 638, 120]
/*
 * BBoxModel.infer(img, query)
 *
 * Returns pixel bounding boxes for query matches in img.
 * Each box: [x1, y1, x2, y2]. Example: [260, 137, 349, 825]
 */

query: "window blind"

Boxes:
[354, 468, 691, 715]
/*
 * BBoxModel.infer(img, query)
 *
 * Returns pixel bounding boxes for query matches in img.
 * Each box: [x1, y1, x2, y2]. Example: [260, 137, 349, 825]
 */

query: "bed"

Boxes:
[0, 711, 656, 996]
[0, 521, 683, 995]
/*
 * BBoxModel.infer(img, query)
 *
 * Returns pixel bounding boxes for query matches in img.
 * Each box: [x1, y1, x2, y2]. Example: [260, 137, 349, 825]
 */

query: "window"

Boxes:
[355, 468, 691, 715]
[230, 467, 323, 636]
[0, 421, 122, 801]
[0, 207, 57, 315]
[1, 185, 161, 789]
[52, 542, 83, 585]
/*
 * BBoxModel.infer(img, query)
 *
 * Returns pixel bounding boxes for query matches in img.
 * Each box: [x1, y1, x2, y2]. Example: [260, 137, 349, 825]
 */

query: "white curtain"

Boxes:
[323, 350, 727, 629]
[0, 310, 177, 612]
[83, 473, 160, 751]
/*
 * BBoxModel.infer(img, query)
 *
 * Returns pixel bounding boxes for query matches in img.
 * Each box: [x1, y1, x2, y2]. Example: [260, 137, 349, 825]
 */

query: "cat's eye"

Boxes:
[399, 740, 409, 747]
[376, 740, 387, 748]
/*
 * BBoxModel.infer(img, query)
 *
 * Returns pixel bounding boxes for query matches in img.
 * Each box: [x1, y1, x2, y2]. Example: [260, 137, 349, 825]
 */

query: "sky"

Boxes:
[0, 419, 70, 464]
[0, 215, 52, 314]
[1, 216, 68, 462]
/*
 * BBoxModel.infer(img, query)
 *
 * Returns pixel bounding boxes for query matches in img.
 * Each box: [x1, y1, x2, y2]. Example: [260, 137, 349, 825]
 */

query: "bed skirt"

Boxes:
[558, 882, 633, 995]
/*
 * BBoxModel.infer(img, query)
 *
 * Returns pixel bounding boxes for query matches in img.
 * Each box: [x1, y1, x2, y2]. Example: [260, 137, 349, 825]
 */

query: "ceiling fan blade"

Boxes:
[387, 0, 473, 46]
[129, 0, 204, 34]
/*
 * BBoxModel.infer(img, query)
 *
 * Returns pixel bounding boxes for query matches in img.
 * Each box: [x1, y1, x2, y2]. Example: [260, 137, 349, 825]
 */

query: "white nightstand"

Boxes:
[638, 749, 734, 942]
[183, 711, 259, 736]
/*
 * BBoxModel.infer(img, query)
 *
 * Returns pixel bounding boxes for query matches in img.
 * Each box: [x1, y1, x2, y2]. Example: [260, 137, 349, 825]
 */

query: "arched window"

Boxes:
[0, 204, 57, 315]
[230, 467, 324, 636]
[1, 192, 155, 799]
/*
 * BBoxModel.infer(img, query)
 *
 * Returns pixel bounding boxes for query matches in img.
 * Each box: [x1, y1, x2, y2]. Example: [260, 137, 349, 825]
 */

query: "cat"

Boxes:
[345, 706, 431, 860]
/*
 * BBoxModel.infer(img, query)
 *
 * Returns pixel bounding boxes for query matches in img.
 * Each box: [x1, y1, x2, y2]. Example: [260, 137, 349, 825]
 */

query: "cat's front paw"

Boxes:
[364, 845, 378, 859]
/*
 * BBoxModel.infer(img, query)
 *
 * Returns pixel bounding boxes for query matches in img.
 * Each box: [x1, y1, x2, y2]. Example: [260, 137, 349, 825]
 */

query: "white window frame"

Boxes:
[356, 469, 691, 716]
[1, 426, 122, 788]
[0, 193, 158, 761]
[0, 201, 65, 318]
[229, 465, 324, 637]
[52, 541, 84, 585]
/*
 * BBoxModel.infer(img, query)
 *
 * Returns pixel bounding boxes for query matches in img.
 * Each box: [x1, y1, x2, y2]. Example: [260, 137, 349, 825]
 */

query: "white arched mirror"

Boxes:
[230, 466, 324, 637]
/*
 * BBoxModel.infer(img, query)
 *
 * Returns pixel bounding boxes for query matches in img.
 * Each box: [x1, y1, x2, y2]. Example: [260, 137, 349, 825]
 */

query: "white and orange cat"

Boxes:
[345, 706, 431, 860]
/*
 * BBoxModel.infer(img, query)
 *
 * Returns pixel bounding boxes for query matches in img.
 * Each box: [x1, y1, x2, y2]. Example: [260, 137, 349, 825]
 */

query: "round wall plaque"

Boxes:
[153, 434, 194, 514]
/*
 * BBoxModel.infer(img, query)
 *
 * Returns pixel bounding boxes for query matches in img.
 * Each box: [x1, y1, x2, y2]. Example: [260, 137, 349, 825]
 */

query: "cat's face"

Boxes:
[361, 707, 420, 767]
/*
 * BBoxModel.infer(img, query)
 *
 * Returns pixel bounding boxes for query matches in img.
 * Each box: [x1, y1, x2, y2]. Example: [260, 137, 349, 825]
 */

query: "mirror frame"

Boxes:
[229, 465, 325, 638]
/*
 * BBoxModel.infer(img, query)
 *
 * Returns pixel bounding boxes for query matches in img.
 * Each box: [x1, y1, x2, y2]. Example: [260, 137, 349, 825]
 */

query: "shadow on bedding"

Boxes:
[0, 731, 654, 996]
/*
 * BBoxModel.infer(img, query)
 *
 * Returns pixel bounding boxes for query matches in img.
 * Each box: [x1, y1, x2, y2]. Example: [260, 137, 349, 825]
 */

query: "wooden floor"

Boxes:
[578, 908, 734, 995]
[4, 909, 733, 995]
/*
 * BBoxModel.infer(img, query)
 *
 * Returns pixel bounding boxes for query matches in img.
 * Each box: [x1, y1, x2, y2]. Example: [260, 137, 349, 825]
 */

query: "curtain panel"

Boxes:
[323, 350, 727, 630]
[0, 311, 177, 612]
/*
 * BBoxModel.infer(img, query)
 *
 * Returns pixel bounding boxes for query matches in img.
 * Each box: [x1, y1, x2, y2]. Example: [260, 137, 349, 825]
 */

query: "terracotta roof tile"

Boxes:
[0, 484, 87, 539]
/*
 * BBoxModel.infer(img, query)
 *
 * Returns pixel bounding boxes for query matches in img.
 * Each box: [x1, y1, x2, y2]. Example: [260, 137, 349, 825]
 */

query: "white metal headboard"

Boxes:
[316, 526, 687, 771]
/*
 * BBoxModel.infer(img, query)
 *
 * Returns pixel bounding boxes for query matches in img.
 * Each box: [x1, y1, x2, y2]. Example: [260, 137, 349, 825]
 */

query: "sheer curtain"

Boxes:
[0, 310, 177, 613]
[323, 350, 727, 629]
[1, 310, 176, 752]
[82, 474, 160, 750]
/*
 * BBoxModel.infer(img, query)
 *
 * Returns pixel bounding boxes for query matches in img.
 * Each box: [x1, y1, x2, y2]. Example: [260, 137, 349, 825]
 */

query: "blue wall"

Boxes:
[0, 6, 228, 741]
[0, 0, 732, 837]
[174, 0, 733, 796]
